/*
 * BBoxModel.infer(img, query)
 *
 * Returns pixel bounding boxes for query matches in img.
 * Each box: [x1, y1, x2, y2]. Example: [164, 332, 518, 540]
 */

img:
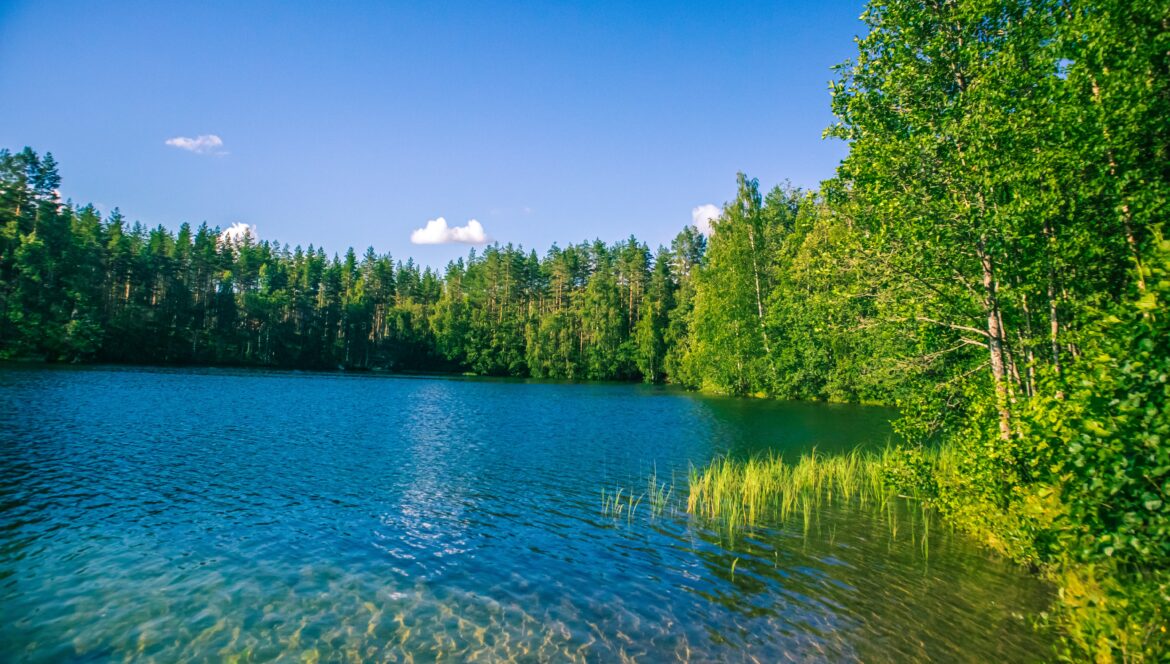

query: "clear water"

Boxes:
[0, 366, 1053, 662]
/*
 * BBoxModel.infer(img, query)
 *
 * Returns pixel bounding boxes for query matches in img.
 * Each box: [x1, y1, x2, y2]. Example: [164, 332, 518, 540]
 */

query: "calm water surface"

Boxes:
[0, 366, 1053, 662]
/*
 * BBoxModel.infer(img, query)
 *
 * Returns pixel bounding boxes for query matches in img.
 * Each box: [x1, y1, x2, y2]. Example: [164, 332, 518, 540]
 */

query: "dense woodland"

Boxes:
[0, 157, 711, 383]
[2, 0, 1168, 659]
[0, 148, 898, 402]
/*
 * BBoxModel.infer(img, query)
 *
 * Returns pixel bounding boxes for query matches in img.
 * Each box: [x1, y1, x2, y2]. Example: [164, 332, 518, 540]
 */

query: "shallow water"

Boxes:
[0, 366, 1053, 662]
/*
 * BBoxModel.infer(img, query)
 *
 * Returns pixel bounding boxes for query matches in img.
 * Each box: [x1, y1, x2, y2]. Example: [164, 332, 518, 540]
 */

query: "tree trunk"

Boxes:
[746, 225, 776, 387]
[979, 239, 1012, 440]
[1042, 218, 1062, 378]
[1090, 76, 1146, 290]
[1018, 290, 1036, 397]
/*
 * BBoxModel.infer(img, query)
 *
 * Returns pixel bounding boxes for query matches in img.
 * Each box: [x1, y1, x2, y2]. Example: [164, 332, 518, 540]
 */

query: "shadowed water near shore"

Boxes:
[0, 366, 1053, 661]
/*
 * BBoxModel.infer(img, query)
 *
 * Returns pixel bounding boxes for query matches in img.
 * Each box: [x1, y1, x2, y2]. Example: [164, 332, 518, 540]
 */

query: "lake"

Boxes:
[0, 366, 1053, 661]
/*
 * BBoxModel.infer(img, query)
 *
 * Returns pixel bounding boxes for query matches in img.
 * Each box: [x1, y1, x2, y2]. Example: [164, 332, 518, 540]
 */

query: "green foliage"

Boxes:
[815, 0, 1170, 658]
[685, 174, 780, 395]
[1047, 565, 1169, 664]
[1025, 236, 1170, 569]
[0, 157, 686, 381]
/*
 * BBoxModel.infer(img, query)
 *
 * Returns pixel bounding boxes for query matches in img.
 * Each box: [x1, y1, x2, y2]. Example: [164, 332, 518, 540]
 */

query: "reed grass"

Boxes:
[685, 447, 939, 556]
[602, 466, 676, 522]
[600, 487, 643, 521]
[602, 447, 940, 555]
[686, 449, 902, 526]
[646, 467, 674, 519]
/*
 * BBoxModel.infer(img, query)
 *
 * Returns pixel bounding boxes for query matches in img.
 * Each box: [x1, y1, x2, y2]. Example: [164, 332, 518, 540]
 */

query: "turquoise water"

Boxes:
[0, 366, 1052, 661]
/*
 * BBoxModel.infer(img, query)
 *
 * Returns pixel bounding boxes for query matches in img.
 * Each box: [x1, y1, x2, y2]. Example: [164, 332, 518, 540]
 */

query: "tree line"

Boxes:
[0, 148, 920, 406]
[0, 151, 704, 381]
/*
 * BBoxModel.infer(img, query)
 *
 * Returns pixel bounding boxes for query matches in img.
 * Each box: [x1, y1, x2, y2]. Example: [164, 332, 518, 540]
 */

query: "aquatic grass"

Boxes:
[601, 447, 943, 553]
[685, 447, 943, 553]
[646, 466, 675, 519]
[921, 505, 931, 559]
[601, 466, 676, 522]
[600, 487, 625, 519]
[600, 486, 644, 522]
[686, 449, 904, 527]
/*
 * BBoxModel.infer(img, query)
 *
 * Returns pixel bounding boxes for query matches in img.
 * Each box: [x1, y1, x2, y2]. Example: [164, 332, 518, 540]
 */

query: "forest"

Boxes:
[0, 156, 991, 407]
[2, 0, 1167, 659]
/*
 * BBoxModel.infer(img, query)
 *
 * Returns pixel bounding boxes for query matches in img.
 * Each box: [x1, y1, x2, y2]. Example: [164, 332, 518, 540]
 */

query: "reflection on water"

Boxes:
[694, 395, 900, 459]
[0, 366, 1051, 662]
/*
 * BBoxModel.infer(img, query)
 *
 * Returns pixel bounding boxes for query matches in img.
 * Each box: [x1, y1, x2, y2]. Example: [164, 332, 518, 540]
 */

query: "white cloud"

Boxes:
[691, 204, 719, 236]
[165, 134, 227, 155]
[219, 222, 257, 245]
[410, 217, 489, 245]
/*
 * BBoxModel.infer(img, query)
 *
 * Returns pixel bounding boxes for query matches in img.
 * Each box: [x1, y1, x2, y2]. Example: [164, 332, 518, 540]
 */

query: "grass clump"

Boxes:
[601, 467, 677, 522]
[646, 467, 674, 519]
[600, 487, 642, 521]
[686, 448, 909, 530]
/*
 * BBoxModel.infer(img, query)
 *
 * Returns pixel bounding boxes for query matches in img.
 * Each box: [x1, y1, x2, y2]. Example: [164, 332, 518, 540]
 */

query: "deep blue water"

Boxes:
[0, 366, 1052, 661]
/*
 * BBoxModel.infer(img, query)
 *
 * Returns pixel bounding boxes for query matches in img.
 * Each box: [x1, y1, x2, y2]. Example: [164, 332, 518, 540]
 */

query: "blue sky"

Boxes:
[0, 0, 865, 267]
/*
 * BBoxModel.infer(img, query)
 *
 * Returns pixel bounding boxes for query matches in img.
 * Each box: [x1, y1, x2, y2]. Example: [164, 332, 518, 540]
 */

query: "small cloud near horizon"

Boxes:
[165, 134, 227, 155]
[410, 217, 489, 245]
[692, 204, 719, 236]
[219, 222, 256, 245]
